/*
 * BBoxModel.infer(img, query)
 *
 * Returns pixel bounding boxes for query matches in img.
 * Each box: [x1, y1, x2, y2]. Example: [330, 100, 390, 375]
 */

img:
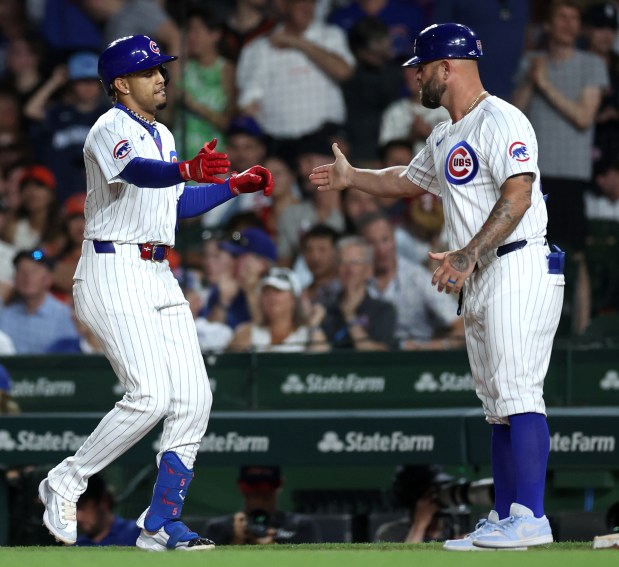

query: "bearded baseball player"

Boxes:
[38, 35, 273, 551]
[310, 23, 564, 550]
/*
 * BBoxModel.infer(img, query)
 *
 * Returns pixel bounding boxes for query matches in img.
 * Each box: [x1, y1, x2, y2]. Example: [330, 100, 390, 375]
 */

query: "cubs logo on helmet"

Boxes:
[113, 139, 133, 160]
[149, 40, 160, 54]
[445, 141, 479, 185]
[509, 141, 530, 162]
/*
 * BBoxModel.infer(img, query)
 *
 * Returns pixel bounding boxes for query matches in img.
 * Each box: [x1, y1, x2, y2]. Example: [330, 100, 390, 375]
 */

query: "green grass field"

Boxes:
[1, 543, 617, 567]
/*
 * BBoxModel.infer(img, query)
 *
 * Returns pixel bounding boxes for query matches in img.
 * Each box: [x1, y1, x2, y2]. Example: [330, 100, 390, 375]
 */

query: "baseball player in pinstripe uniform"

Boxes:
[310, 23, 564, 550]
[38, 35, 273, 551]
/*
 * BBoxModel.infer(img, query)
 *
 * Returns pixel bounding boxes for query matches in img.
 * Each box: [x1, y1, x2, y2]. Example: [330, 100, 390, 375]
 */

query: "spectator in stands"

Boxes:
[199, 115, 269, 229]
[47, 302, 104, 354]
[51, 192, 87, 303]
[0, 248, 78, 354]
[3, 165, 64, 253]
[277, 127, 346, 267]
[514, 0, 607, 250]
[187, 233, 235, 352]
[343, 187, 430, 266]
[375, 139, 414, 223]
[433, 0, 530, 101]
[0, 0, 31, 77]
[300, 224, 340, 305]
[318, 236, 397, 350]
[75, 473, 141, 547]
[358, 212, 465, 350]
[228, 266, 329, 352]
[584, 158, 619, 318]
[374, 465, 452, 543]
[175, 6, 235, 158]
[1, 36, 47, 104]
[513, 0, 608, 334]
[378, 65, 450, 156]
[260, 153, 301, 237]
[80, 0, 181, 58]
[0, 330, 15, 355]
[582, 3, 619, 172]
[39, 0, 103, 59]
[0, 161, 27, 221]
[237, 0, 355, 142]
[0, 198, 15, 301]
[25, 52, 107, 205]
[342, 17, 403, 165]
[0, 87, 30, 173]
[328, 0, 426, 60]
[219, 0, 277, 63]
[587, 159, 619, 222]
[203, 227, 276, 328]
[204, 465, 320, 545]
[0, 363, 20, 414]
[404, 192, 447, 273]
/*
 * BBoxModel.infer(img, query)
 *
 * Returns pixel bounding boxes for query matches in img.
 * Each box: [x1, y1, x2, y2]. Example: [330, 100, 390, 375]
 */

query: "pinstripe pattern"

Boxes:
[45, 107, 211, 503]
[48, 241, 212, 501]
[405, 96, 563, 422]
[464, 243, 564, 423]
[406, 96, 547, 254]
[83, 108, 182, 245]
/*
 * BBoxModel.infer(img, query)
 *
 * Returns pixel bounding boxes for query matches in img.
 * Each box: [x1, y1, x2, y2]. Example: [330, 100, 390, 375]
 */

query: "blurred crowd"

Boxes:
[0, 0, 618, 356]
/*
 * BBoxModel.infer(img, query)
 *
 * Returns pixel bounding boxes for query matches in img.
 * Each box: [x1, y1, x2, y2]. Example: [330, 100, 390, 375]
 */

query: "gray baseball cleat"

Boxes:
[38, 478, 77, 545]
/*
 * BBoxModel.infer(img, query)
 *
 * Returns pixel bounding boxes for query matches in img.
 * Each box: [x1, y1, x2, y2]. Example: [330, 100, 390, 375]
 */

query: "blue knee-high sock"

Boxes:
[491, 423, 516, 519]
[509, 413, 550, 518]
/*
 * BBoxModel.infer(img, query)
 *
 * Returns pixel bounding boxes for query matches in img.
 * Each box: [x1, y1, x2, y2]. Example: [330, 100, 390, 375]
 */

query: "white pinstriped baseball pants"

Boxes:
[463, 242, 564, 424]
[47, 240, 212, 502]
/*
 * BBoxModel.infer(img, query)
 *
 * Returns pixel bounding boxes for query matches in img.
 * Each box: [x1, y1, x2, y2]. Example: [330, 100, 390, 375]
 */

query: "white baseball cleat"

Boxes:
[38, 478, 77, 545]
[136, 510, 215, 551]
[473, 503, 553, 548]
[443, 510, 527, 551]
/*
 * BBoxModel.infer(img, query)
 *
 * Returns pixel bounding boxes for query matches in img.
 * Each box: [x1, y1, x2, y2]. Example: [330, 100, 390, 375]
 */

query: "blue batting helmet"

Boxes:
[98, 35, 177, 95]
[403, 23, 483, 68]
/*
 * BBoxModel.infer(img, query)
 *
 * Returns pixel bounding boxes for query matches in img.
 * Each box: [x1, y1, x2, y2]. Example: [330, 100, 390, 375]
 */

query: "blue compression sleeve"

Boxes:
[177, 181, 235, 219]
[120, 157, 185, 187]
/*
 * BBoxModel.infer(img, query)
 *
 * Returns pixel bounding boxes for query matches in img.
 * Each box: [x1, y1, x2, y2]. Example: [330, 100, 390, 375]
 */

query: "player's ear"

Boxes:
[113, 77, 129, 95]
[441, 60, 450, 79]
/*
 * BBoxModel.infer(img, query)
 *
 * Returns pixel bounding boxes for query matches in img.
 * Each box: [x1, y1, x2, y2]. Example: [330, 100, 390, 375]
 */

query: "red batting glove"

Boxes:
[229, 165, 274, 196]
[178, 139, 230, 184]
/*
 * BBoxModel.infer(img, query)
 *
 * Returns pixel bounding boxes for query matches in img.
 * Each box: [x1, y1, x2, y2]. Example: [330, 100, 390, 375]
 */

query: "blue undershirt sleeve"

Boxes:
[176, 182, 235, 219]
[118, 157, 235, 219]
[119, 157, 185, 187]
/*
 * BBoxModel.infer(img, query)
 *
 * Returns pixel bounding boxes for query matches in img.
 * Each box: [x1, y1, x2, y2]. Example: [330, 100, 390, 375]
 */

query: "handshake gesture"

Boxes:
[178, 139, 273, 196]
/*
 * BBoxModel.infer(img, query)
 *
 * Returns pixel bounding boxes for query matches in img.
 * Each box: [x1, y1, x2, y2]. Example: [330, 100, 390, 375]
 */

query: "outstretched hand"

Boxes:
[308, 143, 353, 192]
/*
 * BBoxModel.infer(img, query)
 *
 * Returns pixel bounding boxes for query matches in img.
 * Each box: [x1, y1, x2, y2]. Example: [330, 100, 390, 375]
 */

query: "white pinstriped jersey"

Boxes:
[83, 107, 183, 246]
[406, 96, 547, 252]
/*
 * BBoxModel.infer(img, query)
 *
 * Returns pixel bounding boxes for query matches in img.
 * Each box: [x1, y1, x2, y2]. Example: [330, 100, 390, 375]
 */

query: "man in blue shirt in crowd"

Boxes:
[76, 473, 141, 547]
[0, 249, 78, 353]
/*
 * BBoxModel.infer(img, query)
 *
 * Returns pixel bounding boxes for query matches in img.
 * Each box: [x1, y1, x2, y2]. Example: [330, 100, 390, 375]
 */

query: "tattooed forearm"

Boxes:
[461, 174, 533, 264]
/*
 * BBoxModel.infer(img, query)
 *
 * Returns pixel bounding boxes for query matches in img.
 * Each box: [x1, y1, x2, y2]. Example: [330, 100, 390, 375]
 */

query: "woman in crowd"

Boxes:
[228, 267, 328, 352]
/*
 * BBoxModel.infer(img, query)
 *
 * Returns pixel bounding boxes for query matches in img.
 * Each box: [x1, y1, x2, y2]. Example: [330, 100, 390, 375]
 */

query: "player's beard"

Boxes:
[420, 73, 446, 109]
[156, 101, 167, 111]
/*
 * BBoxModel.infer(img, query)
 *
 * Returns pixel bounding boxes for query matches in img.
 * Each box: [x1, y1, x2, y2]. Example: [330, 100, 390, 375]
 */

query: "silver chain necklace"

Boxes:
[465, 90, 487, 116]
[127, 108, 157, 127]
